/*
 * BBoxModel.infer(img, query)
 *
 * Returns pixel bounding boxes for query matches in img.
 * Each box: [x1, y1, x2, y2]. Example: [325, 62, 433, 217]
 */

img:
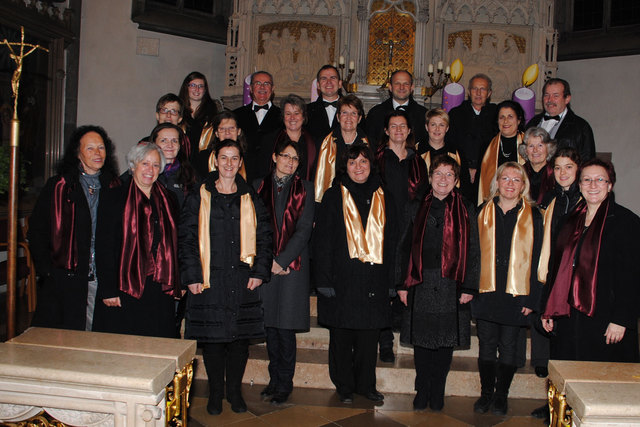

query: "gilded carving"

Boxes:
[367, 7, 416, 85]
[256, 21, 336, 87]
[166, 360, 194, 427]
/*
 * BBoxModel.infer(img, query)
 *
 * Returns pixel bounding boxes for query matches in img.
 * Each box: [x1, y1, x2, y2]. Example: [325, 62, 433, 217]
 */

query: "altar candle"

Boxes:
[349, 60, 355, 71]
[442, 82, 465, 112]
[445, 66, 451, 75]
[339, 56, 345, 65]
[513, 87, 536, 123]
[437, 61, 443, 70]
[428, 64, 434, 73]
[243, 74, 252, 106]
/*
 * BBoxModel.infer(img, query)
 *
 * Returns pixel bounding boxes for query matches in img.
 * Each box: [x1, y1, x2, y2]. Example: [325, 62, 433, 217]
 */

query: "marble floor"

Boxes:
[188, 380, 548, 427]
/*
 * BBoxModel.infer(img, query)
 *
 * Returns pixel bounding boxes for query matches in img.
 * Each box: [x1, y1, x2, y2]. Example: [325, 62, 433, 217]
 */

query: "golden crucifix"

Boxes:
[2, 26, 49, 121]
[1, 26, 48, 339]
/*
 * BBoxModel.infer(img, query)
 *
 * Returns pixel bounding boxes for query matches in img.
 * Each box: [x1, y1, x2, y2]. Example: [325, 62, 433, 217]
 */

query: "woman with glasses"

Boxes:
[314, 94, 369, 203]
[542, 158, 640, 363]
[397, 154, 479, 411]
[253, 139, 314, 405]
[472, 162, 543, 415]
[178, 71, 221, 161]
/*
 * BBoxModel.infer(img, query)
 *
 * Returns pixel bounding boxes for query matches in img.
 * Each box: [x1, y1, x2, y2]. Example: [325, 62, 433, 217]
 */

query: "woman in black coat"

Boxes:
[397, 154, 479, 411]
[93, 143, 181, 338]
[313, 143, 396, 404]
[179, 139, 272, 416]
[254, 139, 314, 404]
[472, 162, 543, 416]
[542, 158, 640, 363]
[28, 125, 119, 331]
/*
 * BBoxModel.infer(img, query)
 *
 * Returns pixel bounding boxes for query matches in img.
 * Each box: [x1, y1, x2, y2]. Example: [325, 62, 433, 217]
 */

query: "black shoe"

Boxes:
[379, 347, 395, 363]
[473, 395, 493, 413]
[429, 395, 444, 412]
[206, 395, 222, 415]
[491, 395, 508, 415]
[531, 404, 550, 421]
[339, 392, 353, 404]
[260, 384, 276, 398]
[227, 395, 247, 413]
[413, 391, 428, 410]
[362, 390, 384, 401]
[535, 366, 549, 378]
[270, 392, 289, 405]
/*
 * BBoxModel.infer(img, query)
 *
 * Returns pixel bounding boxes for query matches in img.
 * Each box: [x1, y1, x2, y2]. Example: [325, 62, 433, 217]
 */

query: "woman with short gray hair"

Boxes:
[93, 142, 181, 338]
[519, 127, 557, 203]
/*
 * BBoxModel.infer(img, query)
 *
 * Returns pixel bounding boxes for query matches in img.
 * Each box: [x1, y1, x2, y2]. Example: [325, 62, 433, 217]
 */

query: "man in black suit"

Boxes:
[233, 70, 283, 181]
[447, 73, 498, 187]
[365, 70, 428, 152]
[526, 78, 595, 162]
[306, 65, 342, 145]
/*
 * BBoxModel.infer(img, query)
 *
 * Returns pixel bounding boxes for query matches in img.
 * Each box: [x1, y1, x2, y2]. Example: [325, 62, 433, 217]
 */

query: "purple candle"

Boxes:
[243, 75, 252, 106]
[442, 83, 464, 112]
[513, 87, 535, 123]
[311, 79, 319, 103]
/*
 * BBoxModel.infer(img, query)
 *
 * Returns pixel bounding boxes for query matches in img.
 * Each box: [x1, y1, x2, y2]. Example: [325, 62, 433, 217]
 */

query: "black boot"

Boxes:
[413, 346, 430, 410]
[492, 363, 517, 415]
[428, 348, 453, 411]
[226, 340, 249, 413]
[473, 359, 496, 413]
[202, 344, 225, 415]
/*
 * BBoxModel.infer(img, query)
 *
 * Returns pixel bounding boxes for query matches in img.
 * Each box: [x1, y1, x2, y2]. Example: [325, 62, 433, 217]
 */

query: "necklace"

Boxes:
[499, 139, 512, 158]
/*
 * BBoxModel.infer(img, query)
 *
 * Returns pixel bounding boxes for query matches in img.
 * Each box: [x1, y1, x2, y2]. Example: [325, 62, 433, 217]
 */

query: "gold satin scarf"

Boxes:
[198, 184, 257, 289]
[340, 185, 385, 264]
[477, 132, 524, 205]
[421, 150, 462, 188]
[314, 132, 338, 203]
[207, 151, 247, 180]
[537, 197, 555, 284]
[314, 132, 369, 202]
[199, 123, 214, 151]
[478, 199, 534, 295]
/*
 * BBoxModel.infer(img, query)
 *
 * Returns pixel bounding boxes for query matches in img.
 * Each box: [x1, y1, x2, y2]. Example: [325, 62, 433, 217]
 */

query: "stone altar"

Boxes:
[0, 327, 196, 426]
[548, 360, 640, 427]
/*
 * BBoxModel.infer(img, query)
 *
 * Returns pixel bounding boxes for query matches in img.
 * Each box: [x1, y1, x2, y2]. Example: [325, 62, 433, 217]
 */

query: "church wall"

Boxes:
[557, 54, 640, 215]
[76, 0, 226, 168]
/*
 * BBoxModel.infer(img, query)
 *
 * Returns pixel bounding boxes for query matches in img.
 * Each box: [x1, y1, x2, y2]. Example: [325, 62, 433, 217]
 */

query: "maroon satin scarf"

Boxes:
[543, 196, 609, 318]
[376, 146, 427, 201]
[119, 181, 181, 299]
[525, 162, 555, 204]
[51, 177, 77, 270]
[405, 189, 469, 288]
[272, 129, 317, 181]
[257, 174, 306, 270]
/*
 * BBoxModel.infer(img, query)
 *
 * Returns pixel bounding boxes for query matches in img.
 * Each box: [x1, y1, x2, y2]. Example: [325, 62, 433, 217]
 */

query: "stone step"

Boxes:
[192, 347, 547, 399]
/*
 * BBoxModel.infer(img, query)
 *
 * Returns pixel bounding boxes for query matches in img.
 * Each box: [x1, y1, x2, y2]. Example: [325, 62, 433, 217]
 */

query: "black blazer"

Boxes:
[306, 98, 340, 146]
[233, 103, 283, 182]
[365, 98, 427, 152]
[526, 107, 595, 162]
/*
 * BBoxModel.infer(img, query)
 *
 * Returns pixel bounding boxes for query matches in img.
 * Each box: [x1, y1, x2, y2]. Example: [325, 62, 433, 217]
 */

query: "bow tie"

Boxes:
[253, 104, 269, 112]
[323, 100, 338, 108]
[544, 114, 561, 121]
[396, 105, 408, 111]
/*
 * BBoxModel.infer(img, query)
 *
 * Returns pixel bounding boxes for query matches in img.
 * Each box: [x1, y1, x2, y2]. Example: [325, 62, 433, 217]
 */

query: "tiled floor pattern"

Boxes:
[188, 381, 548, 427]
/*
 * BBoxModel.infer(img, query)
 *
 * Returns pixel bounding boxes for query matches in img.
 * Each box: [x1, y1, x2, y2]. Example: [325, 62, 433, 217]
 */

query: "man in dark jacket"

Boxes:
[306, 65, 342, 146]
[365, 70, 427, 152]
[233, 71, 283, 181]
[447, 73, 498, 188]
[526, 78, 595, 162]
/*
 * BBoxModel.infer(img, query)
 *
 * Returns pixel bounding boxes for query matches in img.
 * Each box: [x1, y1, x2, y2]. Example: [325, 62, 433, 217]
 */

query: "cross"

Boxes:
[1, 26, 49, 119]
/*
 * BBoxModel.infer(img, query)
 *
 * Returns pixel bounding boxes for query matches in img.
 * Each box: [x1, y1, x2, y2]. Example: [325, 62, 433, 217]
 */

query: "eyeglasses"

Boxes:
[580, 177, 609, 186]
[217, 126, 237, 133]
[252, 81, 272, 87]
[500, 176, 522, 184]
[278, 153, 299, 162]
[157, 138, 179, 146]
[158, 108, 180, 116]
[188, 83, 205, 90]
[432, 171, 456, 180]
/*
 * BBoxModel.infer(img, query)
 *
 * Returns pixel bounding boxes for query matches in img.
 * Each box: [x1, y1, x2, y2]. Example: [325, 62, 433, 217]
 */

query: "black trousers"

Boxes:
[265, 327, 297, 394]
[201, 339, 249, 398]
[414, 346, 454, 403]
[329, 328, 379, 395]
[476, 319, 524, 366]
